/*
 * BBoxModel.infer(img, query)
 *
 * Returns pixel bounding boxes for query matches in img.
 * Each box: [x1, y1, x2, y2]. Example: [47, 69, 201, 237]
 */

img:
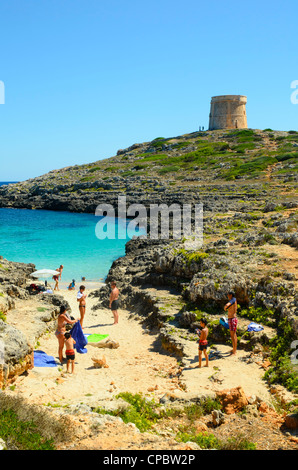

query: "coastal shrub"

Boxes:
[172, 141, 193, 149]
[95, 393, 161, 432]
[176, 429, 256, 450]
[88, 166, 101, 173]
[0, 311, 7, 322]
[218, 434, 256, 450]
[225, 155, 278, 180]
[226, 129, 261, 143]
[231, 142, 256, 153]
[264, 317, 298, 392]
[276, 152, 298, 162]
[158, 165, 180, 174]
[238, 306, 275, 327]
[183, 398, 222, 424]
[0, 409, 55, 450]
[178, 249, 209, 265]
[94, 393, 223, 434]
[176, 430, 220, 449]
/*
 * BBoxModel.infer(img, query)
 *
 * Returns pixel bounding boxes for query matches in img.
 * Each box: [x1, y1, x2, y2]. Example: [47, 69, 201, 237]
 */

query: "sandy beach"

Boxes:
[11, 282, 274, 408]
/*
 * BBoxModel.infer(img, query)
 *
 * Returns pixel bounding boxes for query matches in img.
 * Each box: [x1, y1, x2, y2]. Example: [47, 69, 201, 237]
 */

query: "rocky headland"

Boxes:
[0, 127, 297, 450]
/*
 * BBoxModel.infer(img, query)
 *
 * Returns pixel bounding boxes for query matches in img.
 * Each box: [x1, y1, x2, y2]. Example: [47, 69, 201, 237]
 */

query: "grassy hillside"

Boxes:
[51, 128, 298, 183]
[11, 128, 298, 187]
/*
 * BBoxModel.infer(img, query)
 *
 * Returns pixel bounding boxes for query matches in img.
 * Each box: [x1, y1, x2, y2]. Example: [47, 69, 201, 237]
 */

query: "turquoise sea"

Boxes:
[0, 203, 142, 284]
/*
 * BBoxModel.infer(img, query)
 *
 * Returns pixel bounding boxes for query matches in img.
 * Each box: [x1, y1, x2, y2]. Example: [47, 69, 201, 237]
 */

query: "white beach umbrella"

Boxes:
[30, 269, 60, 279]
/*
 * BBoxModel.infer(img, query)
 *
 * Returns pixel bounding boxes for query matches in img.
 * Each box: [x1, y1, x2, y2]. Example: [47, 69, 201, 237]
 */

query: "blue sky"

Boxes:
[0, 0, 297, 181]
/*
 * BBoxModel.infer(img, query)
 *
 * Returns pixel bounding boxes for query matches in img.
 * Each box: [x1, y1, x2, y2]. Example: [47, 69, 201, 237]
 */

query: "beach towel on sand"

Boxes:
[70, 322, 88, 353]
[34, 350, 58, 367]
[86, 333, 109, 343]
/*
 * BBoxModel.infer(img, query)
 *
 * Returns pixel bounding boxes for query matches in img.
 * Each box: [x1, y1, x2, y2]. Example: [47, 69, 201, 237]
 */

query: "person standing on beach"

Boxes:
[109, 281, 120, 325]
[64, 332, 76, 374]
[53, 273, 59, 291]
[196, 318, 209, 368]
[58, 265, 64, 280]
[55, 306, 78, 363]
[224, 291, 238, 355]
[77, 285, 87, 328]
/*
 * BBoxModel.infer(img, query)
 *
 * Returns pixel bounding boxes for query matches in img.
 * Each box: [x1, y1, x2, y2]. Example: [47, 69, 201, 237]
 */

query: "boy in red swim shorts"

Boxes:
[196, 318, 209, 368]
[224, 292, 238, 355]
[64, 332, 76, 374]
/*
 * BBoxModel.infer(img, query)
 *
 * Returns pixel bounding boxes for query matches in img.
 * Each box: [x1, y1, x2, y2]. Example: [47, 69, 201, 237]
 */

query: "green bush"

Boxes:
[238, 306, 275, 327]
[158, 165, 181, 174]
[178, 249, 209, 265]
[264, 317, 298, 392]
[0, 311, 6, 322]
[0, 409, 55, 450]
[225, 155, 278, 180]
[176, 429, 256, 450]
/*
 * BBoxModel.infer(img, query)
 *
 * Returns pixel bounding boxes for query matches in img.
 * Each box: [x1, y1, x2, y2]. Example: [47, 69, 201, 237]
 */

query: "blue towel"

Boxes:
[34, 350, 58, 367]
[219, 317, 229, 329]
[247, 322, 264, 332]
[69, 321, 88, 353]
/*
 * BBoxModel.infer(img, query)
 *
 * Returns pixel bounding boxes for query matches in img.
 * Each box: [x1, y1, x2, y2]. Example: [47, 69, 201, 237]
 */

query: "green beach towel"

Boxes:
[87, 333, 109, 343]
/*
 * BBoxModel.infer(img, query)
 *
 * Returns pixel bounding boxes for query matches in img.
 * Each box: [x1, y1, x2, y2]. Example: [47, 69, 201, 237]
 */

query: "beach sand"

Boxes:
[13, 284, 180, 406]
[10, 282, 274, 409]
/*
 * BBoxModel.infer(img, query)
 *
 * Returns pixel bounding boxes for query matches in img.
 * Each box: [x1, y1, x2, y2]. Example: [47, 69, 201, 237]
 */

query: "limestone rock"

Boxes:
[91, 354, 109, 368]
[212, 409, 225, 427]
[0, 320, 33, 388]
[216, 386, 249, 414]
[285, 413, 298, 430]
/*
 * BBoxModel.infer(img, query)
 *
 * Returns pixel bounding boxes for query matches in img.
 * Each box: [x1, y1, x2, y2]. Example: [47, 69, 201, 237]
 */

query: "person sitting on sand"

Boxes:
[224, 291, 238, 355]
[68, 279, 75, 290]
[55, 306, 78, 363]
[77, 285, 87, 328]
[64, 332, 76, 374]
[109, 281, 120, 325]
[196, 318, 209, 368]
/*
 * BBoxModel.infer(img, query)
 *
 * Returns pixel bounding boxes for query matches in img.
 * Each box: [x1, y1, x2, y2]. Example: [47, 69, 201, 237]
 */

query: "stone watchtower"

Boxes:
[208, 95, 247, 131]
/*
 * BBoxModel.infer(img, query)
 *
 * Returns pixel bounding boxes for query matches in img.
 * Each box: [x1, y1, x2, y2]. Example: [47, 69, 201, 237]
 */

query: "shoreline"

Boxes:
[51, 280, 106, 290]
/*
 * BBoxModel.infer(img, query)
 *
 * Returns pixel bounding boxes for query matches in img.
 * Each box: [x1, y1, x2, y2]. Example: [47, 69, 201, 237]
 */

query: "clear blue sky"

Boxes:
[0, 0, 297, 181]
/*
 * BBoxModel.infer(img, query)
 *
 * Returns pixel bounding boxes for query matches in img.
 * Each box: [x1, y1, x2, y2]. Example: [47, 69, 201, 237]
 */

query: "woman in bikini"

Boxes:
[55, 305, 78, 363]
[77, 285, 87, 328]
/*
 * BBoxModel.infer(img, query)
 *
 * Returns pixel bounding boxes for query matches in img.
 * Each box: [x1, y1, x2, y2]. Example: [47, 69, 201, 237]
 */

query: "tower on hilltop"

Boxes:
[208, 95, 247, 131]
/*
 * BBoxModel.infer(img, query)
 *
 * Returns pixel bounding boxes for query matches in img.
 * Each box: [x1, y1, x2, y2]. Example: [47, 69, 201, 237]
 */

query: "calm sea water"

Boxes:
[0, 203, 142, 283]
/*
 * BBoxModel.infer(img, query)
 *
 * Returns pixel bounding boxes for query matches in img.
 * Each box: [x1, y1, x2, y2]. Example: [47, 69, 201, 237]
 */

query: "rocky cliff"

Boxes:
[0, 128, 297, 214]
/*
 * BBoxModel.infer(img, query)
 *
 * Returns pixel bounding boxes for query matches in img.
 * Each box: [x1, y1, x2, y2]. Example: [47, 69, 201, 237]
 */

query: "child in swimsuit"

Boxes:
[64, 332, 76, 374]
[196, 318, 209, 368]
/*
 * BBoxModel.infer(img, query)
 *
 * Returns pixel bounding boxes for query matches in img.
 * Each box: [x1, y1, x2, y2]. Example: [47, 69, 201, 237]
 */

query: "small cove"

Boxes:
[0, 207, 142, 282]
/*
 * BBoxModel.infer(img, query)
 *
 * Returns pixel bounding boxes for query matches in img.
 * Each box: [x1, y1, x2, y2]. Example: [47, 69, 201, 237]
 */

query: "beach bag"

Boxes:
[247, 322, 264, 332]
